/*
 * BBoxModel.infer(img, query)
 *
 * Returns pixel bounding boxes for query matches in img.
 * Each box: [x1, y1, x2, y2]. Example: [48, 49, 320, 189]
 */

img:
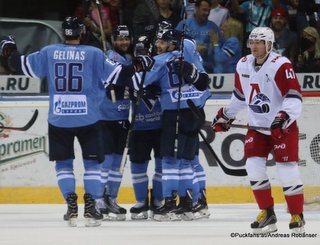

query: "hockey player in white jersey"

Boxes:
[211, 27, 305, 234]
[0, 16, 154, 227]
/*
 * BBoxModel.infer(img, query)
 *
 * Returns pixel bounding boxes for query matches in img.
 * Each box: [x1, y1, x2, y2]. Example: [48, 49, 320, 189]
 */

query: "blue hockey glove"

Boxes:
[0, 35, 17, 58]
[172, 59, 199, 84]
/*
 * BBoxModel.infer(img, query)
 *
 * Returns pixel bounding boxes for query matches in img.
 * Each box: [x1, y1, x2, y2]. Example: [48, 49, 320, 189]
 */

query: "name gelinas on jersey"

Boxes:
[53, 50, 85, 60]
[53, 94, 87, 115]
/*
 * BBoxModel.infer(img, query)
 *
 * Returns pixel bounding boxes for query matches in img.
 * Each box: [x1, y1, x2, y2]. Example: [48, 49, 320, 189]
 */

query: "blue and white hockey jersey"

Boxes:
[20, 43, 121, 128]
[99, 49, 131, 121]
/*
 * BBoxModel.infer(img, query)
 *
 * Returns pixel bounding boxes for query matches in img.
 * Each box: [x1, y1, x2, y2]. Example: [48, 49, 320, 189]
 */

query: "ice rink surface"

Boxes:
[0, 203, 319, 245]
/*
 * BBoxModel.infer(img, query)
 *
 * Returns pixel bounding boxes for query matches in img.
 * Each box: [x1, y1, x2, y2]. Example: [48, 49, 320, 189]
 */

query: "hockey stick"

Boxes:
[119, 71, 147, 174]
[202, 121, 306, 139]
[94, 0, 116, 103]
[173, 0, 188, 158]
[187, 99, 247, 176]
[0, 109, 38, 131]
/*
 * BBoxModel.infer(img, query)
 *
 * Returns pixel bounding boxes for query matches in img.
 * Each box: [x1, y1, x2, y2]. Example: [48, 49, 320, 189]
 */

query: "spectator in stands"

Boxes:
[104, 0, 122, 30]
[208, 0, 230, 27]
[295, 26, 320, 72]
[210, 17, 243, 73]
[290, 0, 320, 36]
[74, 0, 113, 50]
[270, 7, 298, 64]
[230, 0, 272, 42]
[176, 0, 221, 72]
[157, 0, 181, 28]
[132, 0, 160, 40]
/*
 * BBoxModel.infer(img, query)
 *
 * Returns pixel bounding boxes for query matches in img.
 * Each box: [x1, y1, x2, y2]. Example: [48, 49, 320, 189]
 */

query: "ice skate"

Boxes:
[251, 208, 277, 234]
[176, 189, 194, 221]
[83, 193, 103, 227]
[149, 194, 162, 220]
[289, 214, 305, 234]
[130, 199, 149, 220]
[192, 189, 210, 220]
[63, 193, 78, 227]
[153, 191, 181, 222]
[103, 195, 127, 221]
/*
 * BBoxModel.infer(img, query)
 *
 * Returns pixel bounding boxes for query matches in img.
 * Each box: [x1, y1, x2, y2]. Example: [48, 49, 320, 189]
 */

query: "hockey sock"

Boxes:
[152, 157, 163, 202]
[101, 154, 113, 195]
[83, 159, 102, 199]
[131, 161, 149, 202]
[55, 159, 75, 200]
[192, 155, 206, 201]
[107, 153, 123, 199]
[252, 187, 274, 209]
[162, 156, 180, 198]
[178, 158, 194, 197]
[285, 193, 304, 214]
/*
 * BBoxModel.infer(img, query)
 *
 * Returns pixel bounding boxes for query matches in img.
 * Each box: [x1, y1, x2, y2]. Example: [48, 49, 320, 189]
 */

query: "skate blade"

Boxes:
[67, 218, 77, 227]
[103, 213, 126, 221]
[252, 224, 278, 234]
[291, 227, 305, 234]
[179, 212, 194, 221]
[85, 218, 102, 227]
[193, 209, 211, 220]
[131, 211, 148, 220]
[153, 213, 182, 222]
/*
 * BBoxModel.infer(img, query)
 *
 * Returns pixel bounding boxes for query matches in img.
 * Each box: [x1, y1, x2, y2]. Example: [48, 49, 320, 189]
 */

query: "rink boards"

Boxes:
[0, 96, 319, 203]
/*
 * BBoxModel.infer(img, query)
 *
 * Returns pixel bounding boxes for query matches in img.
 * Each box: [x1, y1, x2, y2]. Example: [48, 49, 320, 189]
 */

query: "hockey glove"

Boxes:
[271, 111, 289, 140]
[211, 107, 234, 132]
[0, 35, 17, 59]
[133, 55, 155, 72]
[172, 59, 199, 85]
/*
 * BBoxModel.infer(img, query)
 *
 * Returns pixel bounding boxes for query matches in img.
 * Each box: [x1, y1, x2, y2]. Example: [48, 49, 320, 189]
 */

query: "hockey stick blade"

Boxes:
[0, 109, 39, 131]
[187, 99, 247, 176]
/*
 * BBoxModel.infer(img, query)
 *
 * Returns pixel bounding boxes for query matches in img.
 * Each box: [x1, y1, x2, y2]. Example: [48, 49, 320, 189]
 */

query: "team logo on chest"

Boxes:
[249, 93, 271, 113]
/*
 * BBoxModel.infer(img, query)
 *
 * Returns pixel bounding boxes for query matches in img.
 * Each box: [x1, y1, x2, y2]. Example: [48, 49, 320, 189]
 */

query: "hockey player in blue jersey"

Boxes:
[0, 16, 154, 226]
[97, 25, 132, 221]
[128, 35, 163, 220]
[129, 29, 211, 221]
[152, 22, 211, 220]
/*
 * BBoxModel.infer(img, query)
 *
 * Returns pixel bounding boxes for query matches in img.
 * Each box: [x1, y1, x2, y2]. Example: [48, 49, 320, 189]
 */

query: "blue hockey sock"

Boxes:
[193, 155, 206, 199]
[178, 158, 194, 197]
[131, 161, 149, 202]
[152, 157, 162, 202]
[162, 156, 179, 198]
[83, 159, 102, 199]
[55, 159, 75, 200]
[107, 153, 123, 199]
[101, 154, 113, 195]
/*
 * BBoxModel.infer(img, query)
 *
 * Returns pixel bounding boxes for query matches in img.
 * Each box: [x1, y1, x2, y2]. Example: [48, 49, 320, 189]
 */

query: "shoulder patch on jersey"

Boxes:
[241, 56, 247, 62]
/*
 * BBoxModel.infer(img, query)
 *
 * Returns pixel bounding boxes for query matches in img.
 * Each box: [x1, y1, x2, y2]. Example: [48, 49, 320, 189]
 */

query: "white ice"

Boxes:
[0, 203, 319, 245]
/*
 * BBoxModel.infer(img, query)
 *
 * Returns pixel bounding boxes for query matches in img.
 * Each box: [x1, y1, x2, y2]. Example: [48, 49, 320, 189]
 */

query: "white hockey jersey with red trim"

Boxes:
[225, 51, 302, 135]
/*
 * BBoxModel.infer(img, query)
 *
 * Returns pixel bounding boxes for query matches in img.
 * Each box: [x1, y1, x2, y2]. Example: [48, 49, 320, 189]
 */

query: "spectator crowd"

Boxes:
[69, 0, 320, 73]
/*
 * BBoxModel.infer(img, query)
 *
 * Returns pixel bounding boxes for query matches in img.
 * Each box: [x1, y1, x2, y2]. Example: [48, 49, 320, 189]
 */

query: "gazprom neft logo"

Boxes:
[0, 136, 47, 164]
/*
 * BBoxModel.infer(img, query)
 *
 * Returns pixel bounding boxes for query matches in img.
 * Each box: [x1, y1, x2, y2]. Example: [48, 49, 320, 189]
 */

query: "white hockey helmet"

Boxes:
[248, 27, 275, 54]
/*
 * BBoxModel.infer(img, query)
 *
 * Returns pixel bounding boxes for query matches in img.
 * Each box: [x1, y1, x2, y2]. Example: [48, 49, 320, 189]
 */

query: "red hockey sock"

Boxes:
[285, 194, 304, 214]
[252, 189, 274, 209]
